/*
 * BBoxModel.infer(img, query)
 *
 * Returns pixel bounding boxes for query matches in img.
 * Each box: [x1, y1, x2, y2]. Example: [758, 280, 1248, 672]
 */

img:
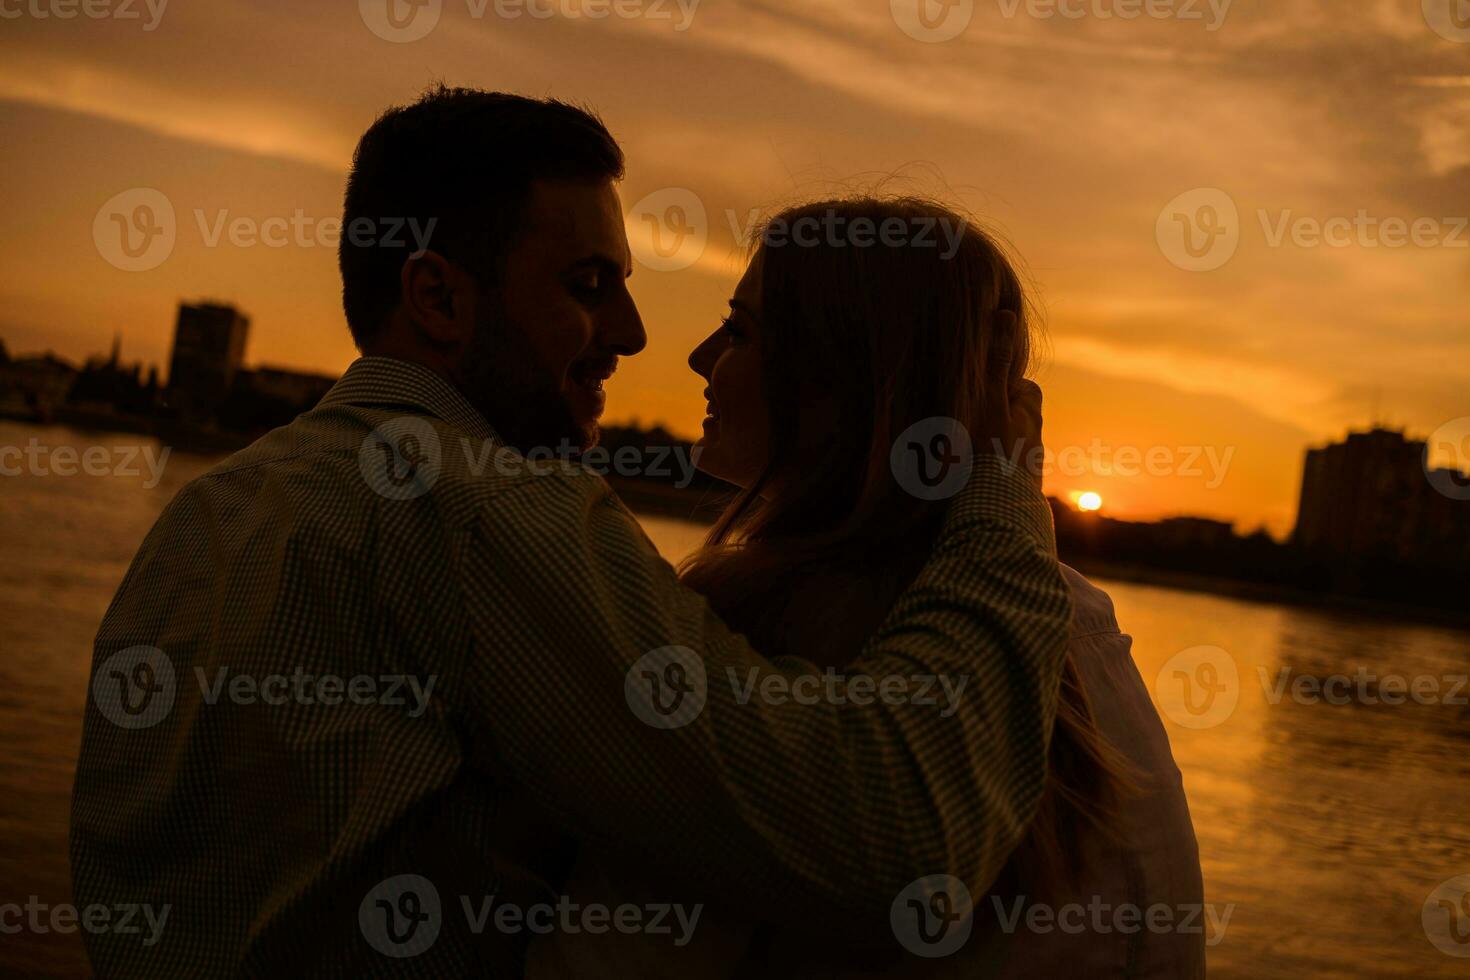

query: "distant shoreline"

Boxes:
[3, 415, 1463, 629]
[605, 475, 729, 525]
[1065, 557, 1470, 629]
[0, 405, 257, 455]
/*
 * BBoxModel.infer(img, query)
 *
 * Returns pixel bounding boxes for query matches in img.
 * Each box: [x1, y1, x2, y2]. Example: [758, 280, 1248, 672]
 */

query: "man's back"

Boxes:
[71, 358, 568, 976]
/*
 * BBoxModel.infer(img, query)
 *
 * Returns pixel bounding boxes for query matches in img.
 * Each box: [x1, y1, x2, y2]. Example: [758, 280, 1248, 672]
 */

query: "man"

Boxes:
[70, 86, 1071, 976]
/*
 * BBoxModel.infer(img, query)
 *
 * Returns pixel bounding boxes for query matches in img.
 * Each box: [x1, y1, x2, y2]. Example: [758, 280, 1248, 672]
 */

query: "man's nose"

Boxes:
[602, 289, 646, 357]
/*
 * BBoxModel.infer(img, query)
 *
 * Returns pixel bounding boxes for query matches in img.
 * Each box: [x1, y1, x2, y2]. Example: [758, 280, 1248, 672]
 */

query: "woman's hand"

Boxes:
[973, 309, 1045, 485]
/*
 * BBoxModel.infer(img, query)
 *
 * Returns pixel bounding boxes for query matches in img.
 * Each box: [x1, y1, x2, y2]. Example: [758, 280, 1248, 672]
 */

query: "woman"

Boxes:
[528, 196, 1205, 977]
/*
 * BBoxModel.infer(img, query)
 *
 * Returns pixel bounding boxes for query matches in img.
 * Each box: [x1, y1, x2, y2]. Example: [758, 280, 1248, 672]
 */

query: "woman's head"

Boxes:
[683, 195, 1132, 893]
[686, 195, 1033, 552]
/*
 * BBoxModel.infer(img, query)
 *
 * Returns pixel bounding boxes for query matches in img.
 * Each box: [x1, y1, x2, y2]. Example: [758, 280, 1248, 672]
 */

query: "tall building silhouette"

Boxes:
[167, 302, 249, 420]
[1293, 427, 1467, 566]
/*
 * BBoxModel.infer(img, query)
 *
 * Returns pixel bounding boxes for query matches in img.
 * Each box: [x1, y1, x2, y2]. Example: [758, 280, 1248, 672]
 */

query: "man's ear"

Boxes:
[399, 250, 477, 347]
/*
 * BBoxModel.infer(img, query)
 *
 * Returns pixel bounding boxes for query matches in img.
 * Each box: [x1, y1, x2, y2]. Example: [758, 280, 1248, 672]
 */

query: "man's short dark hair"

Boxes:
[339, 85, 624, 346]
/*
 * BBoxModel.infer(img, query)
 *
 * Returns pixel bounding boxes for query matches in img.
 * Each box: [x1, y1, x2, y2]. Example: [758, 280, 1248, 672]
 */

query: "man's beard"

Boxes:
[459, 303, 599, 455]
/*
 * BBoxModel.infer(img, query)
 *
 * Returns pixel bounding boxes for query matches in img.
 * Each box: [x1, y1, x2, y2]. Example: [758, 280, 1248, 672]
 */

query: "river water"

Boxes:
[2, 420, 1467, 978]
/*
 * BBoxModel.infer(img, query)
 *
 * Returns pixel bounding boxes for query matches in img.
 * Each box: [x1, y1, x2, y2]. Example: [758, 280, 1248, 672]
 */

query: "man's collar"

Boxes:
[319, 356, 500, 443]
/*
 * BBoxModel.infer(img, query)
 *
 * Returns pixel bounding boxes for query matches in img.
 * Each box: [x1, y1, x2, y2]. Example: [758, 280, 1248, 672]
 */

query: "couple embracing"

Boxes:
[71, 85, 1204, 978]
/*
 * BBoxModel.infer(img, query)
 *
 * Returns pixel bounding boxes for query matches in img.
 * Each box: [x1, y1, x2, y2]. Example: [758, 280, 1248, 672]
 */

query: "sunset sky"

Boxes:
[3, 0, 1467, 535]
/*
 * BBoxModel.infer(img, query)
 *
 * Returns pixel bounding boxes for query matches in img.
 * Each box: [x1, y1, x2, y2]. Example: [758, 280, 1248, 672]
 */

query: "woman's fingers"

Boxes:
[976, 309, 1020, 456]
[1010, 379, 1045, 482]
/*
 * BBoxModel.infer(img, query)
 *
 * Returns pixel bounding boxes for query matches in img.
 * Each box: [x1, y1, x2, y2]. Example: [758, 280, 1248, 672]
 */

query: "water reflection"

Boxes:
[1, 421, 1467, 977]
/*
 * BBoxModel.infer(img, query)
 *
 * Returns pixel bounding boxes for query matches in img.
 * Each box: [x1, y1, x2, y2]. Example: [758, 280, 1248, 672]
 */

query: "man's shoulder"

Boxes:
[190, 404, 609, 518]
[149, 402, 635, 589]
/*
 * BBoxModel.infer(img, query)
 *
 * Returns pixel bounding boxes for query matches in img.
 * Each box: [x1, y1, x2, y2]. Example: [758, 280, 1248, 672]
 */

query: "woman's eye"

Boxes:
[721, 316, 746, 344]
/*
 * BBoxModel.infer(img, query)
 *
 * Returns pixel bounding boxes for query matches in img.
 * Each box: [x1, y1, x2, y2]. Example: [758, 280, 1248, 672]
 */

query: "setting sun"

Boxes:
[1076, 491, 1103, 512]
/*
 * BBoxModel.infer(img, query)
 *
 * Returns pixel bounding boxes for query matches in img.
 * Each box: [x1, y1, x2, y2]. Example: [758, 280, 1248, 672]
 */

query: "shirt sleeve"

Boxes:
[456, 455, 1071, 931]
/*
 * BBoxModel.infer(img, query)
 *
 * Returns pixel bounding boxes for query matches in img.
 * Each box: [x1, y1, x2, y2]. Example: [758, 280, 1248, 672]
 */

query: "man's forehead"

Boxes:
[520, 179, 629, 267]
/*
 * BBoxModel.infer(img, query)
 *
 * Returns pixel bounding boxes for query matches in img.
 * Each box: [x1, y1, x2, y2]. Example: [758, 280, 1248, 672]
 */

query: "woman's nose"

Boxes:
[688, 330, 718, 378]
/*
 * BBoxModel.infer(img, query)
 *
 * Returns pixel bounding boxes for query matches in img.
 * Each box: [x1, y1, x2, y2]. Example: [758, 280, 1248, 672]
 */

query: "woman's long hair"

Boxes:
[680, 196, 1135, 893]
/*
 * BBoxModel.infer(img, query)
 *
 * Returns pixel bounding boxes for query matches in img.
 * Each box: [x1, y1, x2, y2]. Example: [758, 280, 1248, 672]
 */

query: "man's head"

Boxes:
[340, 86, 645, 451]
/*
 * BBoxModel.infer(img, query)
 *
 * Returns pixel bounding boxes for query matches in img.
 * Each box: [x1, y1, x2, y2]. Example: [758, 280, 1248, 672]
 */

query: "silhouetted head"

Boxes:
[340, 85, 645, 451]
[686, 195, 1031, 551]
[685, 196, 1131, 891]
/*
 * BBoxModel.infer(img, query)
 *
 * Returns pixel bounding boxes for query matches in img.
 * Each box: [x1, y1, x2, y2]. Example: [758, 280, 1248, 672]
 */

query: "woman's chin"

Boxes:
[690, 443, 728, 482]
